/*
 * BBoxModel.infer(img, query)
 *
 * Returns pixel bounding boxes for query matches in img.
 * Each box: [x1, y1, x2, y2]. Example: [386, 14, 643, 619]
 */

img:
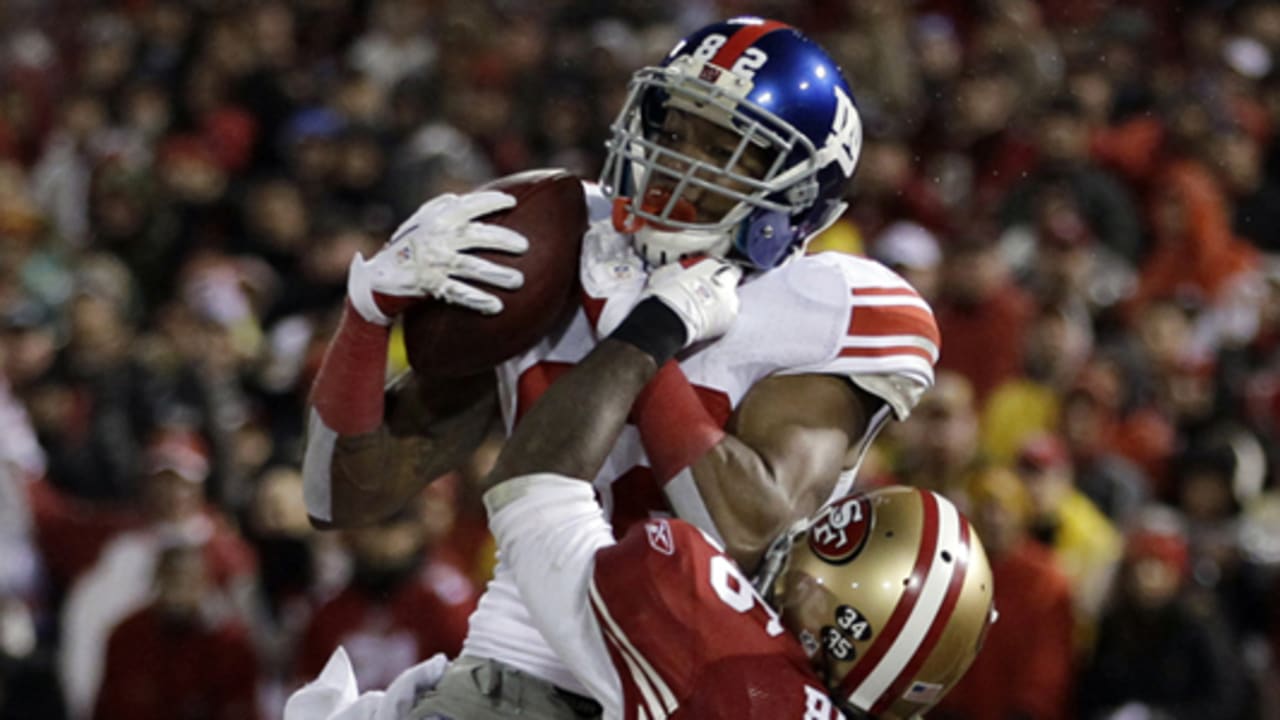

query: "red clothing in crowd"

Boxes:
[93, 605, 260, 720]
[28, 477, 257, 590]
[26, 479, 139, 587]
[1131, 160, 1259, 309]
[935, 285, 1035, 406]
[935, 539, 1076, 720]
[297, 557, 478, 690]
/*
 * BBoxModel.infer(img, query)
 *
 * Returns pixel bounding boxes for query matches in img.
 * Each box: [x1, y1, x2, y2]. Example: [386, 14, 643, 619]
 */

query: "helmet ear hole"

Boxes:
[735, 209, 796, 269]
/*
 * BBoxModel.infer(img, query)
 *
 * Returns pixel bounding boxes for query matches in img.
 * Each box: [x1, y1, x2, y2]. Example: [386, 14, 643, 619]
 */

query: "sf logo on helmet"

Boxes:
[808, 496, 871, 563]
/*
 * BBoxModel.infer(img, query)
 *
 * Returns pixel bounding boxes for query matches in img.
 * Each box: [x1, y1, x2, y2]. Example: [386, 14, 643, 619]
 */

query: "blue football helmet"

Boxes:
[600, 17, 863, 270]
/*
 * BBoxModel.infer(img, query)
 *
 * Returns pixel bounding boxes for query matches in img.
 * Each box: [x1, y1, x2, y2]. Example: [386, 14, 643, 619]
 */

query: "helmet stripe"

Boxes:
[871, 515, 973, 715]
[837, 488, 941, 700]
[710, 19, 791, 69]
[846, 491, 963, 710]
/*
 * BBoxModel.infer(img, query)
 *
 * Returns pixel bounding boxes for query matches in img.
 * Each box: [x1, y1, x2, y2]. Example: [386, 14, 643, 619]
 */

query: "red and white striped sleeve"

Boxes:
[775, 253, 940, 420]
[838, 283, 940, 388]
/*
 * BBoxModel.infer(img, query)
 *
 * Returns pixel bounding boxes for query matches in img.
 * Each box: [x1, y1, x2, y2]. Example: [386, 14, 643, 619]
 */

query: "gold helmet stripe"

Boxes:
[840, 490, 964, 708]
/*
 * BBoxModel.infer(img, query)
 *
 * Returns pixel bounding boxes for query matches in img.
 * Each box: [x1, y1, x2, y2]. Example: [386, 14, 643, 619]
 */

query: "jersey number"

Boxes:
[709, 555, 783, 637]
[803, 685, 840, 720]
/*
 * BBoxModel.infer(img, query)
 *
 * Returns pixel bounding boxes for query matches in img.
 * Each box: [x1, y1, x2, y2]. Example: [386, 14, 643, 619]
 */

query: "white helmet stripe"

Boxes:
[872, 509, 973, 714]
[847, 490, 962, 709]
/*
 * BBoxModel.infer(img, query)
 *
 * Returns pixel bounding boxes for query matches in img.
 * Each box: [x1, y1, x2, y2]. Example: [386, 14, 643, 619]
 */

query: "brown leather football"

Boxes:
[403, 169, 587, 378]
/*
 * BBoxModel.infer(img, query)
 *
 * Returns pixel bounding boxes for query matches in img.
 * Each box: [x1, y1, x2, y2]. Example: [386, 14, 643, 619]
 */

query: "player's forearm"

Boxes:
[304, 304, 495, 526]
[304, 302, 394, 525]
[303, 415, 419, 529]
[639, 372, 866, 572]
[487, 339, 659, 485]
[305, 379, 497, 527]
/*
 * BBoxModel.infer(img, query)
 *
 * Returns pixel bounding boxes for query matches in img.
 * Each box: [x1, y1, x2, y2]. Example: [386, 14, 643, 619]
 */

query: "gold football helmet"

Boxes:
[771, 485, 995, 719]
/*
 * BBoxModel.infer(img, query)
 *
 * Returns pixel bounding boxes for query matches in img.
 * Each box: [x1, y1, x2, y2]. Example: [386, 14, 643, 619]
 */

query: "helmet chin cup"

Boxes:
[634, 226, 732, 268]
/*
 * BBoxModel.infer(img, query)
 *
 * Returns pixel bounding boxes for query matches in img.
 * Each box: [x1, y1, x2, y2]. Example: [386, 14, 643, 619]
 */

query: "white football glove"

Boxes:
[348, 191, 528, 324]
[643, 257, 743, 347]
[283, 648, 450, 720]
[282, 647, 359, 720]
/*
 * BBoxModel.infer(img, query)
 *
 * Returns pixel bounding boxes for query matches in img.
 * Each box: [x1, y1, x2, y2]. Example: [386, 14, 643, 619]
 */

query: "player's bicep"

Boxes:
[728, 373, 873, 513]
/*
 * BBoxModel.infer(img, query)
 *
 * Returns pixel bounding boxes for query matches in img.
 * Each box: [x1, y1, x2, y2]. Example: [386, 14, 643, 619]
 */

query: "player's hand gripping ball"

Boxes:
[403, 169, 587, 377]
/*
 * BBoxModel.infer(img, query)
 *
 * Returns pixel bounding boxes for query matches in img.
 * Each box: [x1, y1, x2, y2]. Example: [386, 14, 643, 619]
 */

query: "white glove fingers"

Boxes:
[399, 193, 458, 234]
[449, 253, 524, 290]
[640, 257, 742, 346]
[453, 190, 518, 221]
[711, 261, 743, 288]
[456, 222, 529, 254]
[438, 279, 504, 315]
[330, 691, 385, 720]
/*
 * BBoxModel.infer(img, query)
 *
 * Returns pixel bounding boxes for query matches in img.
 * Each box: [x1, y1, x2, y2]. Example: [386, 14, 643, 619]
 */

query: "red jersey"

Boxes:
[589, 518, 845, 720]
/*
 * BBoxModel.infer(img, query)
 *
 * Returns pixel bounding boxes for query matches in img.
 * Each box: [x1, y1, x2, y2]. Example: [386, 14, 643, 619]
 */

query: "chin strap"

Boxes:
[751, 518, 806, 601]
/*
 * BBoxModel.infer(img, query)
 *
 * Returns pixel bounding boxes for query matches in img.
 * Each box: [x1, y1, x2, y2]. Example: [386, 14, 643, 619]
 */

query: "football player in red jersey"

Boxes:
[302, 17, 944, 719]
[466, 262, 996, 719]
[288, 258, 993, 719]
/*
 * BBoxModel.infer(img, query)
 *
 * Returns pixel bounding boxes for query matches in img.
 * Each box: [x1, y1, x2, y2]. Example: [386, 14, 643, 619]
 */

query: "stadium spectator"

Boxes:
[1078, 515, 1251, 720]
[92, 542, 260, 720]
[935, 466, 1076, 720]
[59, 429, 256, 718]
[295, 485, 477, 692]
[934, 232, 1035, 405]
[1016, 432, 1122, 651]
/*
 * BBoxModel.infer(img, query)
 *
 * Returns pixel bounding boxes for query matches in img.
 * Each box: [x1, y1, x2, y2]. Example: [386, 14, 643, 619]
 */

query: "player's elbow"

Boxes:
[300, 450, 397, 529]
[719, 500, 795, 574]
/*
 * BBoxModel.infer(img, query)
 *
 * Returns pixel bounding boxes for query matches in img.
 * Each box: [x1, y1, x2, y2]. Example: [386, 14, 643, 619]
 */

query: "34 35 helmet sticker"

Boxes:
[822, 605, 874, 661]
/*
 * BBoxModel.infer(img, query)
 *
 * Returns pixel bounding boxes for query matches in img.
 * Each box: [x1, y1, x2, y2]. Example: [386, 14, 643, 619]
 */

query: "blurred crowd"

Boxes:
[2, 0, 1280, 719]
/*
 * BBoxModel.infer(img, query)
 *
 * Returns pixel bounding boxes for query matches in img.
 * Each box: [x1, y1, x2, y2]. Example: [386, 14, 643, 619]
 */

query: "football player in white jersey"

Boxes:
[289, 257, 993, 720]
[301, 17, 942, 719]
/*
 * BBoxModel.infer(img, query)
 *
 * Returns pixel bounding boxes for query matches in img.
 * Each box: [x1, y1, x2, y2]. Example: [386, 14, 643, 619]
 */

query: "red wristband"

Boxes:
[309, 302, 391, 434]
[632, 361, 726, 483]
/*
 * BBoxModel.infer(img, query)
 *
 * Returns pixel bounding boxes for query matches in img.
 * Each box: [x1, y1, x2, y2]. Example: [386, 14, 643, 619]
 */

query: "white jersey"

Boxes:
[462, 183, 940, 695]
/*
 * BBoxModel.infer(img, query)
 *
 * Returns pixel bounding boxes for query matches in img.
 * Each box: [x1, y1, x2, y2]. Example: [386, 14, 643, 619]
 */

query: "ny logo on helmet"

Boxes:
[823, 86, 863, 178]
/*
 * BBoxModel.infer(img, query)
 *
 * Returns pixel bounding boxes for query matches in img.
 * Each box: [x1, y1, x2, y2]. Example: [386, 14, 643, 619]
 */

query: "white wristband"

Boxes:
[347, 254, 393, 326]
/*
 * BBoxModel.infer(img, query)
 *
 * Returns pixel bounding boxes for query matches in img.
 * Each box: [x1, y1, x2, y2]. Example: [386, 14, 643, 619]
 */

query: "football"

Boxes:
[402, 169, 587, 378]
